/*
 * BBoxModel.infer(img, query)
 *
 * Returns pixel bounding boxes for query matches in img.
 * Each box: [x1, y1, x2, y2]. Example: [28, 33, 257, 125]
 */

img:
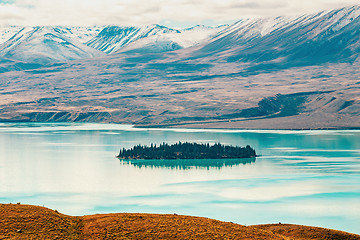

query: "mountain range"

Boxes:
[0, 24, 224, 64]
[0, 6, 359, 129]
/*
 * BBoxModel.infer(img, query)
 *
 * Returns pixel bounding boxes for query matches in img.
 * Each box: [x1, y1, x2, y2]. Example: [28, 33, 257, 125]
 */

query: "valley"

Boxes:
[0, 6, 359, 129]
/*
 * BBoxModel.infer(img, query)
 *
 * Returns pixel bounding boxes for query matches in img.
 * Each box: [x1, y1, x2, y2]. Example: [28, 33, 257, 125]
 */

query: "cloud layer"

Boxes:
[0, 0, 359, 27]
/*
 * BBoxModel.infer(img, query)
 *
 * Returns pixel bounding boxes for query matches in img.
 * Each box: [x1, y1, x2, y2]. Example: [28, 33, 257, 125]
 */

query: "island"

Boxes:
[116, 142, 257, 159]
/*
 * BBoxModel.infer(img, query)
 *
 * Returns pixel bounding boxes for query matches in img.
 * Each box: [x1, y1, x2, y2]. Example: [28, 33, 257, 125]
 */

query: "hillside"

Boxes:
[1, 204, 359, 239]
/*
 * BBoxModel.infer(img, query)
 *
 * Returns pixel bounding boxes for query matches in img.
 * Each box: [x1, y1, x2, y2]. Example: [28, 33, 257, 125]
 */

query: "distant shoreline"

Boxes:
[0, 120, 360, 130]
[134, 124, 360, 131]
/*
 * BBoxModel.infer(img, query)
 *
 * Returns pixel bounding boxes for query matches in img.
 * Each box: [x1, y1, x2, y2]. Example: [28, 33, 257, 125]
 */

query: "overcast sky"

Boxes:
[0, 0, 359, 28]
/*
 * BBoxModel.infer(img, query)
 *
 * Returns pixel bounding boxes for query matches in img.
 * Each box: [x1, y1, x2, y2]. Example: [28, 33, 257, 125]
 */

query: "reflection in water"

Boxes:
[0, 123, 359, 234]
[119, 157, 256, 169]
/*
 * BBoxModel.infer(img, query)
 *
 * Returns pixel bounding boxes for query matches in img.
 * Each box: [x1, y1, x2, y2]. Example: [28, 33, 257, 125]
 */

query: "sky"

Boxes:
[0, 0, 359, 28]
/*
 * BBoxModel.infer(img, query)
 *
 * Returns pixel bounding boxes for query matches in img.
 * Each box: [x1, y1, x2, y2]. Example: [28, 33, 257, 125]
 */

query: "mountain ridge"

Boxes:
[0, 23, 225, 63]
[0, 6, 359, 129]
[1, 5, 360, 65]
[0, 26, 105, 64]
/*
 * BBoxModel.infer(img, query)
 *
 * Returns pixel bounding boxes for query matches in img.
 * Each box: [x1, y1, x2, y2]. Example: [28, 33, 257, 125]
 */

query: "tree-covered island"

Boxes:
[116, 142, 257, 160]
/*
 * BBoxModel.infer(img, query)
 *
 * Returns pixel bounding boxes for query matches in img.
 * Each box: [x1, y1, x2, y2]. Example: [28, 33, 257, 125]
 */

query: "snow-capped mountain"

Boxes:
[0, 6, 359, 128]
[55, 26, 103, 43]
[197, 6, 360, 67]
[0, 24, 225, 63]
[85, 24, 223, 54]
[86, 25, 181, 54]
[117, 24, 227, 53]
[0, 26, 105, 64]
[0, 26, 23, 44]
[0, 6, 359, 66]
[180, 25, 228, 47]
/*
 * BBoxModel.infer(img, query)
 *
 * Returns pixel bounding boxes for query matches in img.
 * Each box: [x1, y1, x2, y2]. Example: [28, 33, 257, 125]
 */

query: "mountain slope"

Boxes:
[0, 27, 105, 64]
[1, 6, 360, 65]
[0, 26, 23, 44]
[0, 24, 225, 58]
[59, 26, 103, 43]
[195, 6, 360, 69]
[86, 24, 180, 54]
[86, 24, 225, 54]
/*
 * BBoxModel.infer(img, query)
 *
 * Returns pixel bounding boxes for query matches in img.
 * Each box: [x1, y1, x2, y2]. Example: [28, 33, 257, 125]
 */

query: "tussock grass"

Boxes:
[1, 204, 359, 240]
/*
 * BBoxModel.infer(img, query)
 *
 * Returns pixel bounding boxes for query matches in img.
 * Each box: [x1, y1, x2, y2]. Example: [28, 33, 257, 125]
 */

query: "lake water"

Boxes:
[0, 123, 359, 234]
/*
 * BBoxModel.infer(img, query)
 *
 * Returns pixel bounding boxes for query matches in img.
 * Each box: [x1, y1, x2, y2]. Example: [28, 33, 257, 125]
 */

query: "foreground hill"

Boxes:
[1, 204, 359, 239]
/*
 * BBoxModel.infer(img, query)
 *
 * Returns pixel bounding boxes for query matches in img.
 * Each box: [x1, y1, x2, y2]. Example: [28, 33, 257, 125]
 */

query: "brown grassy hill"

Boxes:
[82, 213, 284, 239]
[253, 224, 360, 240]
[1, 204, 359, 240]
[0, 204, 82, 239]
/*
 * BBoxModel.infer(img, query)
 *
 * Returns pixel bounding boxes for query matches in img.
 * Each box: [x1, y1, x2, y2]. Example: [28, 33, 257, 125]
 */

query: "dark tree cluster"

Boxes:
[116, 142, 256, 160]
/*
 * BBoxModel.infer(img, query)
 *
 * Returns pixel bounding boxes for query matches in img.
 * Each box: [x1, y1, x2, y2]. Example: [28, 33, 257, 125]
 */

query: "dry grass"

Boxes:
[0, 204, 82, 240]
[82, 213, 284, 240]
[253, 224, 360, 240]
[1, 204, 359, 240]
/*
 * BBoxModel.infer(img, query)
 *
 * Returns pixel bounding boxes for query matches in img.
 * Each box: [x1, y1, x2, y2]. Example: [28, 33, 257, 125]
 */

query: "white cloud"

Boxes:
[0, 3, 25, 24]
[0, 0, 359, 27]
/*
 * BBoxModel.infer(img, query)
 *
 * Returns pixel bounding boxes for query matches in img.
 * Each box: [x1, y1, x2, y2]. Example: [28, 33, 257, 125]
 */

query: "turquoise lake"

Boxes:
[0, 123, 359, 234]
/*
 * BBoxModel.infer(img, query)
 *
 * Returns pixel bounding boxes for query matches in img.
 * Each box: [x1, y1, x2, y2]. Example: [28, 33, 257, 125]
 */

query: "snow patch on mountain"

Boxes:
[87, 24, 226, 54]
[0, 26, 23, 44]
[196, 5, 360, 67]
[0, 5, 360, 65]
[175, 25, 228, 47]
[118, 25, 226, 53]
[60, 26, 103, 43]
[0, 27, 105, 64]
[87, 24, 182, 54]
